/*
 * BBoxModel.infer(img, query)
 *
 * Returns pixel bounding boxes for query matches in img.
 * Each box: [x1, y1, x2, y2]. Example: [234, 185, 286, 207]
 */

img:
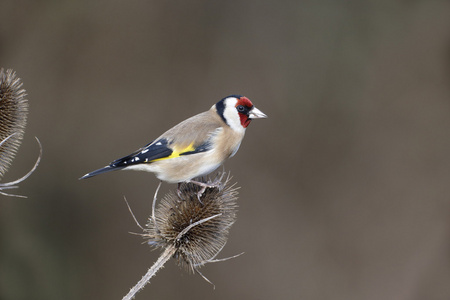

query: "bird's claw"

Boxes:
[187, 180, 221, 205]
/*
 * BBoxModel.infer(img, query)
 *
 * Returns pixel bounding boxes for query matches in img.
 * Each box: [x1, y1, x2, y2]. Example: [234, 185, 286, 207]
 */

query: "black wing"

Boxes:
[110, 139, 173, 167]
[80, 139, 172, 179]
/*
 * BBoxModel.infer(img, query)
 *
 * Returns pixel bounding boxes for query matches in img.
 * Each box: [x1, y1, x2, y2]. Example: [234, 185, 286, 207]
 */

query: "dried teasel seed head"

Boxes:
[0, 68, 28, 178]
[144, 174, 239, 273]
[123, 174, 241, 300]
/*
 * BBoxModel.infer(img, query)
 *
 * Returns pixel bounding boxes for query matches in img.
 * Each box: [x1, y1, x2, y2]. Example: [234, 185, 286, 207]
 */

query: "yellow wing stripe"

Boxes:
[150, 142, 196, 162]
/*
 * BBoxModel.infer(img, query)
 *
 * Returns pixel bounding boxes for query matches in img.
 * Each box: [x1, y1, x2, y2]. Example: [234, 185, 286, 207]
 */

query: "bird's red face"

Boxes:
[215, 95, 267, 132]
[235, 97, 254, 128]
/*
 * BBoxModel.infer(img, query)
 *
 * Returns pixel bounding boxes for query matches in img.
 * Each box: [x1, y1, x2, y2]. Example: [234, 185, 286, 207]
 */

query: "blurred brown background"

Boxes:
[1, 1, 450, 299]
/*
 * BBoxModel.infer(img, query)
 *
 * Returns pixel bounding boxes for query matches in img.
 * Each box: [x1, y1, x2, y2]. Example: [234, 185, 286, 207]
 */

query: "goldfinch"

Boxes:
[80, 95, 266, 195]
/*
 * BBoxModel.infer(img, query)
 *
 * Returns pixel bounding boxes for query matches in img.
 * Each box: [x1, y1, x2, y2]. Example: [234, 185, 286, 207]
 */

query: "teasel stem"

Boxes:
[122, 244, 175, 300]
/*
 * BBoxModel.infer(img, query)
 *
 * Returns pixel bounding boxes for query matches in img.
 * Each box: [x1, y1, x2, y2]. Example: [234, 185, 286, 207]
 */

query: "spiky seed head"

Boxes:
[144, 175, 238, 273]
[0, 69, 28, 178]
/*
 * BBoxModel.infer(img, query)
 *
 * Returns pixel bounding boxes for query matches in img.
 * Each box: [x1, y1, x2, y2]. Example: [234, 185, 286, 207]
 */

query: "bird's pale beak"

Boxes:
[249, 106, 267, 119]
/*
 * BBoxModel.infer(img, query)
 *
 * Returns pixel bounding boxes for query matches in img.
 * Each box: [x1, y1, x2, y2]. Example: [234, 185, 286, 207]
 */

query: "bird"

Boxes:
[80, 95, 267, 198]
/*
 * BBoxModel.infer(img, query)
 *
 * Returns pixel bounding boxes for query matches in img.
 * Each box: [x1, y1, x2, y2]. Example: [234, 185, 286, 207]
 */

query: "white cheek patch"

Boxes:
[223, 98, 245, 133]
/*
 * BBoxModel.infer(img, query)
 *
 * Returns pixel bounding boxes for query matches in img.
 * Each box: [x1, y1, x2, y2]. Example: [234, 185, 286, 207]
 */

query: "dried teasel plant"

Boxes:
[123, 173, 242, 300]
[0, 68, 41, 197]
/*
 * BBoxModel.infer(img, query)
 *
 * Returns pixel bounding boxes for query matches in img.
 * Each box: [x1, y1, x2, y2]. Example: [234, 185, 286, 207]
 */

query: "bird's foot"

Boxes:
[188, 180, 220, 204]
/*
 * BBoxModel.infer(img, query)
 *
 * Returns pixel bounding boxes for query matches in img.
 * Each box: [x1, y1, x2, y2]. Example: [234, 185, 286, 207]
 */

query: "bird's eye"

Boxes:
[237, 105, 245, 112]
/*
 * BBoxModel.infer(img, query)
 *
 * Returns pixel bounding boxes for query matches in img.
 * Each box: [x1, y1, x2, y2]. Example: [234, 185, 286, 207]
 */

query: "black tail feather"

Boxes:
[79, 165, 124, 180]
